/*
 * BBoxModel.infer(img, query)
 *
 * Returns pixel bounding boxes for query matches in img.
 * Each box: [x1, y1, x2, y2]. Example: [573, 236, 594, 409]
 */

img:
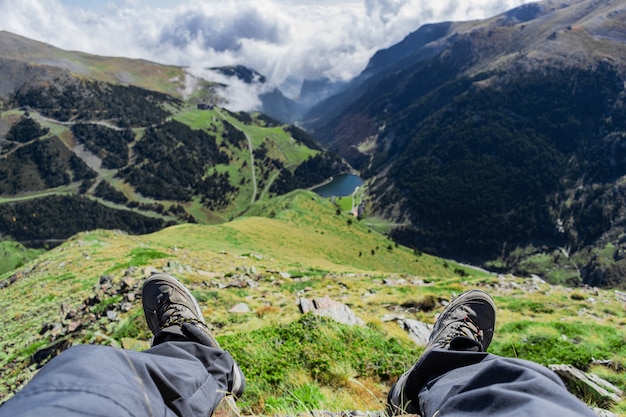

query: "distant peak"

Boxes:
[209, 65, 266, 84]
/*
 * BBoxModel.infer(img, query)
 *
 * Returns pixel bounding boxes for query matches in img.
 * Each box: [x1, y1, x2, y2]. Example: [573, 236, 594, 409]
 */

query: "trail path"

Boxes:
[214, 108, 258, 204]
[245, 132, 258, 204]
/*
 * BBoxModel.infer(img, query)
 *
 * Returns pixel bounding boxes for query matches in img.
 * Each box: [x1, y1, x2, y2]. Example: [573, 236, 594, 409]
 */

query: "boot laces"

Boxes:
[437, 316, 483, 348]
[157, 299, 206, 331]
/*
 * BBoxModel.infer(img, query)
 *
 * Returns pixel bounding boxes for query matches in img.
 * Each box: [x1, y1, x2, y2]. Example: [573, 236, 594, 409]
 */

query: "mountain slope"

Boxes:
[1, 192, 625, 415]
[0, 35, 350, 247]
[303, 0, 626, 287]
[0, 30, 193, 99]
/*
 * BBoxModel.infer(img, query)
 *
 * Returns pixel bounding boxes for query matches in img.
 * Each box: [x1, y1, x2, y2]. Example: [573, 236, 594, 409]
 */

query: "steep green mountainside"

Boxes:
[303, 0, 626, 288]
[1, 191, 625, 415]
[0, 73, 348, 246]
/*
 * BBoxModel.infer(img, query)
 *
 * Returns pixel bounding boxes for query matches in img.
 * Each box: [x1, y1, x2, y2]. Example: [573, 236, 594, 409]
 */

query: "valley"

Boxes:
[2, 1, 626, 414]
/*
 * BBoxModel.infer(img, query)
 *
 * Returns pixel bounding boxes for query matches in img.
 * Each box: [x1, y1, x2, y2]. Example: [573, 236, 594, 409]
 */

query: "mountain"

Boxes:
[303, 0, 626, 288]
[1, 22, 625, 416]
[0, 32, 349, 248]
[1, 191, 625, 415]
[211, 64, 306, 123]
[0, 30, 194, 99]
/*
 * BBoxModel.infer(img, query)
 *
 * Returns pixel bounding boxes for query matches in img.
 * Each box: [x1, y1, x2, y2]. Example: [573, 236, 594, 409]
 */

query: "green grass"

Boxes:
[173, 108, 219, 129]
[336, 196, 353, 212]
[0, 240, 43, 276]
[217, 110, 318, 172]
[1, 190, 626, 415]
[220, 315, 421, 414]
[491, 320, 626, 371]
[106, 247, 171, 273]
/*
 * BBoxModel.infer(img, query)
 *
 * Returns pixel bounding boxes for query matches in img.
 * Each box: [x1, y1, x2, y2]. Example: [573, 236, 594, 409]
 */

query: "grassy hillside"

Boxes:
[1, 191, 625, 415]
[1, 97, 348, 245]
[0, 240, 43, 275]
[0, 36, 351, 247]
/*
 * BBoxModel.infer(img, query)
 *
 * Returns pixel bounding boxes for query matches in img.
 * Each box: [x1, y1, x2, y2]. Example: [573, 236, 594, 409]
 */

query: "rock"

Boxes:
[381, 314, 405, 322]
[60, 302, 71, 319]
[120, 302, 133, 312]
[197, 270, 220, 279]
[549, 364, 623, 407]
[120, 277, 133, 292]
[85, 295, 101, 306]
[299, 297, 315, 313]
[298, 296, 365, 326]
[279, 272, 291, 279]
[106, 310, 118, 321]
[225, 279, 248, 289]
[33, 339, 71, 365]
[65, 309, 78, 320]
[49, 323, 64, 338]
[398, 319, 433, 346]
[67, 321, 82, 332]
[99, 275, 113, 286]
[143, 266, 158, 276]
[229, 303, 251, 313]
[0, 272, 20, 289]
[593, 408, 618, 417]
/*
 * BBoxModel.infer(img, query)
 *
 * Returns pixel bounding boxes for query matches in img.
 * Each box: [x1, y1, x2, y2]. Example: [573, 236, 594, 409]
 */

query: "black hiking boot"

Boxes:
[142, 273, 245, 397]
[426, 289, 496, 352]
[386, 290, 496, 416]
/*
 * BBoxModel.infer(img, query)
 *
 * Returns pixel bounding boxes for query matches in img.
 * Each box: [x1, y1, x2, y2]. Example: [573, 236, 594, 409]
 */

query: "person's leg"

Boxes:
[0, 340, 239, 417]
[404, 349, 598, 417]
[387, 290, 596, 417]
[0, 273, 245, 417]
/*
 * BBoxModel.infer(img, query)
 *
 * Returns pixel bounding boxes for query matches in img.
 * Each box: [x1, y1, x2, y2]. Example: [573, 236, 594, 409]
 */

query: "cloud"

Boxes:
[0, 0, 535, 110]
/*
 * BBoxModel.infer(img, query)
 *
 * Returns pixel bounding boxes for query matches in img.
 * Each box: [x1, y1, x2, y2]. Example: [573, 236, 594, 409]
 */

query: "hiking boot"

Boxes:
[386, 290, 496, 416]
[143, 273, 221, 347]
[426, 289, 496, 352]
[142, 273, 245, 397]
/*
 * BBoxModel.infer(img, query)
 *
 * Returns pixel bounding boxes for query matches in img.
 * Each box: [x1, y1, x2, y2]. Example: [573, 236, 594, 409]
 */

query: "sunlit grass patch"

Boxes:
[220, 314, 420, 414]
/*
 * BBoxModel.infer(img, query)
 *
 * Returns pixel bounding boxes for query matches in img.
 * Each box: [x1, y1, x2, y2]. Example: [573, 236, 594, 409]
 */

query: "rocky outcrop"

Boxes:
[298, 296, 365, 326]
[36, 272, 142, 364]
[397, 319, 432, 347]
[549, 364, 623, 409]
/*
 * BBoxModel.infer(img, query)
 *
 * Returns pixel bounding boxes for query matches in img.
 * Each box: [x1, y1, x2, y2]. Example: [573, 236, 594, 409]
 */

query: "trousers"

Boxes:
[388, 347, 598, 417]
[2, 338, 598, 416]
[0, 325, 242, 417]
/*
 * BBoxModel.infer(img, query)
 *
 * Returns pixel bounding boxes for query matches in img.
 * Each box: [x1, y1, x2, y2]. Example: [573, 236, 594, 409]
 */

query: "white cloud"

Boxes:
[0, 0, 535, 110]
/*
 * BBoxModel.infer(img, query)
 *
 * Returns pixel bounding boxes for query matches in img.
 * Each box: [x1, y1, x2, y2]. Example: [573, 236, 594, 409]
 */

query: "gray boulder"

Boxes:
[549, 364, 623, 408]
[298, 296, 365, 326]
[398, 319, 432, 346]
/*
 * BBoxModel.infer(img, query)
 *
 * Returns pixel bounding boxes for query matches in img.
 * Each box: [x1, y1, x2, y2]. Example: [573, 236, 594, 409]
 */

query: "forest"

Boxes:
[380, 65, 626, 263]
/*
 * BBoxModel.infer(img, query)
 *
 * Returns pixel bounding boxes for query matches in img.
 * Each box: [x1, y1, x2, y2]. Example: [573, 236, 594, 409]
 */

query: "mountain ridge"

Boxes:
[303, 0, 626, 288]
[0, 30, 194, 100]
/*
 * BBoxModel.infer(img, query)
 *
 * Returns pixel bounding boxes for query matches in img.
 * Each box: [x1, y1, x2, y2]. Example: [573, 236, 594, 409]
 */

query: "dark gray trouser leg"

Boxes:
[0, 330, 241, 417]
[388, 348, 597, 417]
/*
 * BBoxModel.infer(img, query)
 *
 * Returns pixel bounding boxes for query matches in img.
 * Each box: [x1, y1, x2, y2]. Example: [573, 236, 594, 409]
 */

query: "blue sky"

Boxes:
[1, 0, 536, 107]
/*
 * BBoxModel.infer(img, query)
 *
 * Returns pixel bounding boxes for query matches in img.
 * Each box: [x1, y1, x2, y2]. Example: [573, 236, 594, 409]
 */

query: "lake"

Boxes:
[312, 174, 363, 197]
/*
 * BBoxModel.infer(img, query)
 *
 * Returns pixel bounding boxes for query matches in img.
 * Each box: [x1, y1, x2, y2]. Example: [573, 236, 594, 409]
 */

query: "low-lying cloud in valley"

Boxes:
[1, 0, 535, 110]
